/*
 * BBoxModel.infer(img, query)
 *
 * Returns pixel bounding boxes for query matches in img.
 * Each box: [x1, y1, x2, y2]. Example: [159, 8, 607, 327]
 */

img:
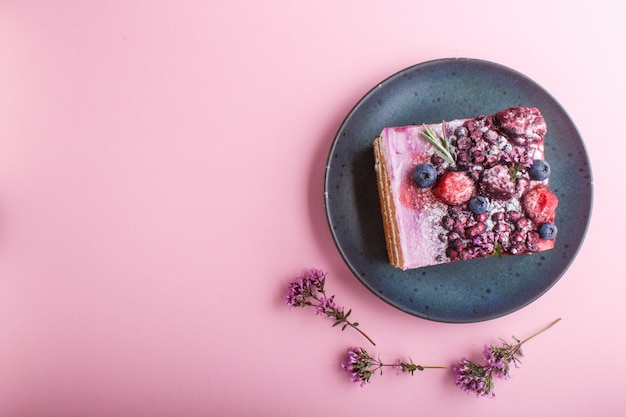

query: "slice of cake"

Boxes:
[373, 107, 558, 270]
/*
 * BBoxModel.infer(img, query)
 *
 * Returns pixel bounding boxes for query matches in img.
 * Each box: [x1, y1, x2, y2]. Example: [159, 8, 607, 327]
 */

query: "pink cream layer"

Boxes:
[381, 120, 464, 269]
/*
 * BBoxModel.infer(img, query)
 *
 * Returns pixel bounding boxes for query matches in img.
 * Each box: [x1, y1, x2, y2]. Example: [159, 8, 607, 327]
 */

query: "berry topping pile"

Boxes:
[408, 107, 558, 262]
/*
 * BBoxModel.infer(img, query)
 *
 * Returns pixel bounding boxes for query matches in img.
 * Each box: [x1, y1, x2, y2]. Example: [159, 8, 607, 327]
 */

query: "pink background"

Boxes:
[0, 1, 624, 416]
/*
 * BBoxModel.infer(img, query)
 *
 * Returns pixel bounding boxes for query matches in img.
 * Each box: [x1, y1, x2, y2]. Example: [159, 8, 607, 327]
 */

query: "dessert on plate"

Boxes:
[373, 106, 558, 270]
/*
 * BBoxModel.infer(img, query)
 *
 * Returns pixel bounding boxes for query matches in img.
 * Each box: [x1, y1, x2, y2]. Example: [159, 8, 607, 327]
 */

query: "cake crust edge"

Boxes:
[373, 136, 405, 269]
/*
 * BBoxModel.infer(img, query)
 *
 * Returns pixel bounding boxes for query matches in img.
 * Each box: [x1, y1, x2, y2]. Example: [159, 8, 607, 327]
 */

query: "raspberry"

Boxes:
[480, 164, 516, 199]
[435, 171, 475, 205]
[495, 107, 546, 145]
[523, 186, 558, 224]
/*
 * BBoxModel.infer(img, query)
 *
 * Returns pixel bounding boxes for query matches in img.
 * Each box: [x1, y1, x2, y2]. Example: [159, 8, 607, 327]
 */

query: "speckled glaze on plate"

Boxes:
[324, 58, 592, 323]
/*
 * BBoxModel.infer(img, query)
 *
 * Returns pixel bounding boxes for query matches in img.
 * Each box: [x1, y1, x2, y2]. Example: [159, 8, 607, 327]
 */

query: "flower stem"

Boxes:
[510, 317, 562, 357]
[348, 322, 376, 346]
[519, 317, 562, 346]
[379, 363, 446, 371]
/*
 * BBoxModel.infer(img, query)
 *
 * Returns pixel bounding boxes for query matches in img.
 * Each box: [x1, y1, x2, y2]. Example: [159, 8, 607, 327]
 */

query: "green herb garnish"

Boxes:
[420, 122, 456, 166]
[492, 242, 503, 259]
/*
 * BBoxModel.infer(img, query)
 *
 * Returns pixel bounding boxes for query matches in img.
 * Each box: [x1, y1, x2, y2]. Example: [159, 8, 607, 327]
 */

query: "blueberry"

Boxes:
[529, 159, 551, 181]
[538, 222, 558, 240]
[412, 163, 437, 188]
[469, 196, 489, 214]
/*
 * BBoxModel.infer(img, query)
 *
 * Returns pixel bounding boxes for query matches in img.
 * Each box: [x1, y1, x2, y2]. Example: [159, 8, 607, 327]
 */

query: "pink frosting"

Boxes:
[380, 122, 464, 269]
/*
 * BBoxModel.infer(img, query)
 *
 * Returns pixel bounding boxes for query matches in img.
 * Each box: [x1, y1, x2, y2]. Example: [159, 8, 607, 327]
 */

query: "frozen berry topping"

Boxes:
[423, 107, 556, 262]
[479, 164, 516, 200]
[412, 163, 438, 188]
[469, 196, 489, 214]
[495, 106, 547, 145]
[538, 222, 558, 240]
[377, 106, 557, 269]
[435, 171, 475, 205]
[529, 159, 551, 181]
[522, 186, 558, 224]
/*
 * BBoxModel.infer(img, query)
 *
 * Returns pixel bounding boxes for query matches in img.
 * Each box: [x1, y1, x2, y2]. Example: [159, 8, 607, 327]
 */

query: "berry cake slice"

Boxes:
[373, 107, 558, 270]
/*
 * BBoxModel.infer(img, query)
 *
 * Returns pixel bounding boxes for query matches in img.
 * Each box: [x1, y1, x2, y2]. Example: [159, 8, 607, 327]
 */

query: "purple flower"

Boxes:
[503, 146, 533, 167]
[483, 344, 514, 380]
[284, 269, 375, 345]
[503, 145, 534, 179]
[315, 295, 340, 316]
[283, 268, 326, 309]
[472, 231, 497, 257]
[305, 268, 326, 289]
[341, 347, 376, 387]
[452, 318, 561, 398]
[341, 347, 445, 387]
[452, 359, 495, 398]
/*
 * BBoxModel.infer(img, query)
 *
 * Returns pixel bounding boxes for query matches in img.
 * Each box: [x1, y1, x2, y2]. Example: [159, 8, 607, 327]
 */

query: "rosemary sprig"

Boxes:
[420, 122, 456, 166]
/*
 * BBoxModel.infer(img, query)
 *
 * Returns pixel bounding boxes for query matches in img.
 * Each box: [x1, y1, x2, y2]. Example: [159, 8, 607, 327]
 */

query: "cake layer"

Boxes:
[373, 107, 558, 270]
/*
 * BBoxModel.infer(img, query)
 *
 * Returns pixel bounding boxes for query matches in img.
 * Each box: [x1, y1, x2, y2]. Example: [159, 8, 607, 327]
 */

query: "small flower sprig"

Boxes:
[420, 122, 456, 166]
[503, 145, 533, 179]
[472, 231, 504, 259]
[341, 346, 446, 387]
[284, 268, 376, 346]
[453, 317, 561, 398]
[491, 241, 504, 259]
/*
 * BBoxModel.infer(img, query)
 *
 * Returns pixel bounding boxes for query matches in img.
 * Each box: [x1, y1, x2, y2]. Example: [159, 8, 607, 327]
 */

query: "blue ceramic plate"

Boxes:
[324, 58, 592, 323]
